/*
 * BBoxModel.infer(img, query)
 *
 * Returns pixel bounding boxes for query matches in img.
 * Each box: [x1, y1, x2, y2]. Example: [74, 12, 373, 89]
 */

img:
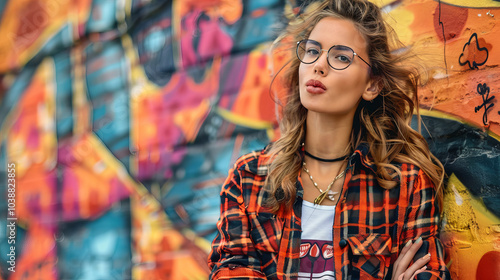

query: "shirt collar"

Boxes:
[348, 142, 376, 173]
[243, 142, 377, 175]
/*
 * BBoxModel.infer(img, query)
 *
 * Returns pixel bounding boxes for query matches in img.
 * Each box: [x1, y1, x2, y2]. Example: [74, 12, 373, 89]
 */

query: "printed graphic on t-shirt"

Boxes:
[298, 240, 335, 279]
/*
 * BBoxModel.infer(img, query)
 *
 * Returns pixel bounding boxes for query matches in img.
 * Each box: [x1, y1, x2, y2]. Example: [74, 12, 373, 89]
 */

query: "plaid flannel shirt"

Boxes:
[208, 144, 450, 279]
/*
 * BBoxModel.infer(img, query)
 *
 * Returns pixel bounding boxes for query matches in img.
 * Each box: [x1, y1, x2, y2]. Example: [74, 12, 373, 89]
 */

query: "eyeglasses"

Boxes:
[296, 39, 372, 70]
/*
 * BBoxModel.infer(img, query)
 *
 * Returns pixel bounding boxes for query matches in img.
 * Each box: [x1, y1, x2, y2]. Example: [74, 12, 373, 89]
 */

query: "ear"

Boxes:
[362, 78, 380, 101]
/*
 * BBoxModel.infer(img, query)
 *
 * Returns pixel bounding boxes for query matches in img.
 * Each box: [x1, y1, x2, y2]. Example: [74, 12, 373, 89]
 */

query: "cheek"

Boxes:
[298, 64, 306, 82]
[342, 69, 369, 91]
[298, 64, 307, 91]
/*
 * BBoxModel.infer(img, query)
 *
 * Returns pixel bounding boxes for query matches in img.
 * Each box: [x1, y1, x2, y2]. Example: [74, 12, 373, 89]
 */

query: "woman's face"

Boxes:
[298, 17, 377, 118]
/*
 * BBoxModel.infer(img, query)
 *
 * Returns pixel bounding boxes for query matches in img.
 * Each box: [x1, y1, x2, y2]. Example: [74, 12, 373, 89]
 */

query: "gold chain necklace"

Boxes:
[302, 161, 346, 205]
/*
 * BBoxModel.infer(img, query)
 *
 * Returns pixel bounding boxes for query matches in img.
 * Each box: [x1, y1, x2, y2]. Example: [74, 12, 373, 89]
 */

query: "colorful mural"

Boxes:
[0, 0, 498, 279]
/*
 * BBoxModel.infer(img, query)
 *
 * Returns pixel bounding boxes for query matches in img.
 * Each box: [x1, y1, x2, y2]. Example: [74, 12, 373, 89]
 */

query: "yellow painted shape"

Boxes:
[130, 193, 171, 262]
[441, 173, 500, 278]
[440, 0, 500, 8]
[72, 43, 92, 137]
[369, 0, 398, 7]
[216, 107, 272, 129]
[216, 107, 275, 140]
[130, 187, 210, 279]
[122, 34, 162, 176]
[385, 5, 414, 45]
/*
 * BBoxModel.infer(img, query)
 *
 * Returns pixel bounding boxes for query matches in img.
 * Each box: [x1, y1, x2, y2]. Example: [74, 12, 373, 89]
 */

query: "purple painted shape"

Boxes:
[136, 10, 242, 182]
[218, 53, 249, 109]
[27, 126, 40, 149]
[62, 167, 81, 221]
[109, 177, 132, 203]
[181, 10, 233, 69]
[23, 171, 58, 230]
[58, 140, 78, 165]
[137, 147, 187, 180]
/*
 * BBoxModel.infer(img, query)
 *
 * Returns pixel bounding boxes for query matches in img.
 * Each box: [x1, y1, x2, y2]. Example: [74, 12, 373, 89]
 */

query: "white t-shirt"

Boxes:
[299, 200, 336, 280]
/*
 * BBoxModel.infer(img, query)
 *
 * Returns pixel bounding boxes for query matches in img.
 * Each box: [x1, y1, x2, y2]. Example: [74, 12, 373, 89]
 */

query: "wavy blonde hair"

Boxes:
[266, 0, 444, 212]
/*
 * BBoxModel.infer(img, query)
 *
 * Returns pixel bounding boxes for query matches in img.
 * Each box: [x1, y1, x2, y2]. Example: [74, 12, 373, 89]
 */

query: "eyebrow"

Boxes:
[308, 39, 352, 50]
[333, 45, 351, 51]
[307, 40, 322, 47]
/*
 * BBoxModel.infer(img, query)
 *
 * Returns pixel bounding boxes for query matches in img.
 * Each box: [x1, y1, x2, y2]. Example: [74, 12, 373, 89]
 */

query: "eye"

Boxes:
[305, 47, 320, 56]
[335, 54, 351, 63]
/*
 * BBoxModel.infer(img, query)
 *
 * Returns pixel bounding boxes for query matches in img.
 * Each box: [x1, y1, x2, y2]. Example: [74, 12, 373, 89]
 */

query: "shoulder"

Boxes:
[223, 145, 274, 212]
[232, 144, 273, 176]
[397, 163, 436, 195]
[398, 162, 422, 178]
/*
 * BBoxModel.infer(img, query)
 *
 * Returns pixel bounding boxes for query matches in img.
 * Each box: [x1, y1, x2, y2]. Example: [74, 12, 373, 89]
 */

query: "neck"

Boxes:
[304, 112, 353, 160]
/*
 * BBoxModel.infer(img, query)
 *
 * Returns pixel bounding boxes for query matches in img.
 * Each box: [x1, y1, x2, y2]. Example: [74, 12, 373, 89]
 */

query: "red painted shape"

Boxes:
[433, 3, 468, 42]
[322, 244, 333, 259]
[476, 251, 500, 280]
[300, 243, 311, 258]
[15, 0, 49, 48]
[310, 243, 320, 257]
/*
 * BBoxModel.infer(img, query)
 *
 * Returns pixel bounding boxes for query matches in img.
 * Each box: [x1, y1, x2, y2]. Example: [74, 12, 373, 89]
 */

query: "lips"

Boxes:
[305, 79, 327, 94]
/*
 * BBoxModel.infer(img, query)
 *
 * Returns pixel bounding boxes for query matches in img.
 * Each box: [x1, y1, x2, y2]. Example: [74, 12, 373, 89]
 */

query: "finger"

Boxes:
[410, 265, 428, 280]
[399, 240, 413, 257]
[393, 240, 412, 275]
[402, 253, 431, 280]
[393, 238, 424, 278]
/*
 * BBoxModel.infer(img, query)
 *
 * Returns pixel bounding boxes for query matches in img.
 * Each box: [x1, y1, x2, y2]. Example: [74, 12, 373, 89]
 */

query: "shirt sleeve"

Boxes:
[207, 164, 267, 280]
[400, 169, 451, 280]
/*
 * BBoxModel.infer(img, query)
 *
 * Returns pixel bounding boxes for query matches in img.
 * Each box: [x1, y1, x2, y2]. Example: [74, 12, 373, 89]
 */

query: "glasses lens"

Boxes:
[297, 40, 321, 64]
[328, 46, 354, 69]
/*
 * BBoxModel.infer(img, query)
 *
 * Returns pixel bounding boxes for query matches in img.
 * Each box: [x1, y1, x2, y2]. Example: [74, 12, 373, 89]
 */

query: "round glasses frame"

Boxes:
[296, 39, 372, 70]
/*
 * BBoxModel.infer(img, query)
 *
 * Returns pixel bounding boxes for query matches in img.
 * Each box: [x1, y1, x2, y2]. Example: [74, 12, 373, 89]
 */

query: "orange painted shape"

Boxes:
[400, 1, 434, 40]
[423, 68, 500, 135]
[59, 134, 137, 220]
[232, 51, 277, 123]
[5, 62, 59, 225]
[174, 99, 210, 142]
[11, 224, 57, 280]
[0, 0, 93, 72]
[458, 35, 491, 70]
[16, 167, 57, 225]
[178, 0, 243, 24]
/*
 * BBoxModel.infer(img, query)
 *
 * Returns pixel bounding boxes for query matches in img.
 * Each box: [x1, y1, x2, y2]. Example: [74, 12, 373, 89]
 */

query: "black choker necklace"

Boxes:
[304, 150, 348, 162]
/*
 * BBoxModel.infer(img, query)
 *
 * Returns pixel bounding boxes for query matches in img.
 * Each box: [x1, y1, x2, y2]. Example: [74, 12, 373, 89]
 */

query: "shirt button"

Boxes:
[339, 239, 348, 248]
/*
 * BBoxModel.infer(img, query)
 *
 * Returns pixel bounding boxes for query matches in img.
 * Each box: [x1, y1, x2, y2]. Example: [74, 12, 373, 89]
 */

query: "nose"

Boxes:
[313, 49, 329, 76]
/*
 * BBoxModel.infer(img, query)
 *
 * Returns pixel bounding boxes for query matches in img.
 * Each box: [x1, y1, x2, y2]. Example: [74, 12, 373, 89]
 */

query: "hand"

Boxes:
[392, 237, 431, 280]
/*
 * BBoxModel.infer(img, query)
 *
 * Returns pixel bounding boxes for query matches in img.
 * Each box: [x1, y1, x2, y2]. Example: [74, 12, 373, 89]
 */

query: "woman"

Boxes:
[208, 0, 450, 279]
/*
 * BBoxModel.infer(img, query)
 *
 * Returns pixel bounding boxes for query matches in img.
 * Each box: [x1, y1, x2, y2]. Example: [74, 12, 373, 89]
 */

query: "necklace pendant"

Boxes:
[314, 192, 327, 205]
[327, 191, 339, 201]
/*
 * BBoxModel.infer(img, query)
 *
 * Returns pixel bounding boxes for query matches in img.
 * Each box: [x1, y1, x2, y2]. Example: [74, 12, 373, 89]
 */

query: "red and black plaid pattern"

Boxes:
[208, 144, 450, 279]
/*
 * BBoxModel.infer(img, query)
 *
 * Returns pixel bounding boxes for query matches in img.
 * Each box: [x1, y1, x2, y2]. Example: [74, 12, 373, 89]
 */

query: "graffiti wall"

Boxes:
[0, 0, 498, 279]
